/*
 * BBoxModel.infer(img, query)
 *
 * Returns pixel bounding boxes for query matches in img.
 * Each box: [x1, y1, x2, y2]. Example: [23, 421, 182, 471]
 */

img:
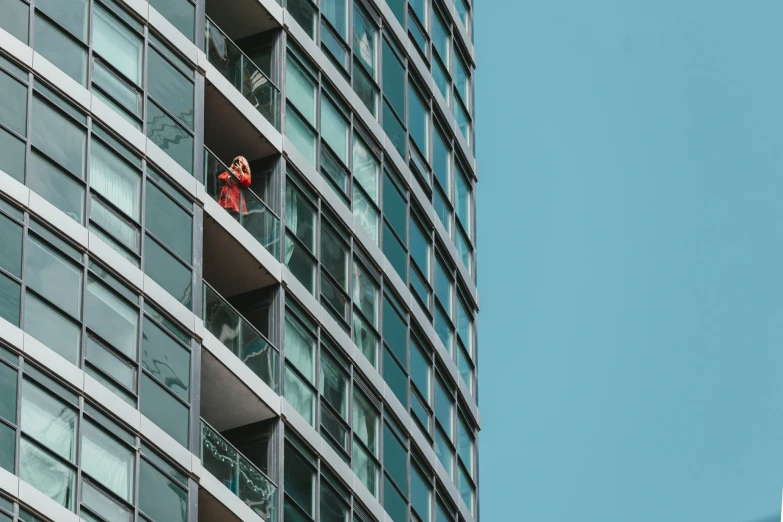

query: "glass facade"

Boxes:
[0, 0, 478, 522]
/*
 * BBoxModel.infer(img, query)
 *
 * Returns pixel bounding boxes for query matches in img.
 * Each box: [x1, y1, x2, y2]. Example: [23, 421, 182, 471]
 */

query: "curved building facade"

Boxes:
[0, 1, 480, 522]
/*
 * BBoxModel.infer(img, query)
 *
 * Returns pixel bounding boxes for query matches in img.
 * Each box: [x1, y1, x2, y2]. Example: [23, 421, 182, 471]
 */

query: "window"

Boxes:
[32, 95, 86, 181]
[322, 97, 349, 165]
[353, 136, 380, 243]
[145, 182, 192, 263]
[81, 420, 134, 501]
[138, 458, 188, 522]
[33, 13, 87, 85]
[285, 309, 317, 425]
[382, 40, 405, 117]
[93, 5, 142, 84]
[284, 439, 316, 517]
[85, 277, 138, 359]
[288, 0, 317, 39]
[352, 388, 379, 496]
[149, 0, 195, 41]
[455, 165, 471, 235]
[25, 233, 82, 318]
[285, 179, 318, 293]
[0, 69, 27, 137]
[353, 5, 379, 117]
[286, 53, 318, 165]
[0, 0, 29, 44]
[411, 463, 432, 522]
[36, 0, 88, 41]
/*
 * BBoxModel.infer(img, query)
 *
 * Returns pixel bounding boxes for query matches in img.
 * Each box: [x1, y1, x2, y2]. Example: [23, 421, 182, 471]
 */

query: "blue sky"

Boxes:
[476, 1, 783, 521]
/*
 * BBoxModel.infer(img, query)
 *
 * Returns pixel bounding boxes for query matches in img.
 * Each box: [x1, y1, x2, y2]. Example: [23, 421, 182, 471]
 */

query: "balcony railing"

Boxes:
[204, 147, 280, 258]
[203, 281, 279, 393]
[201, 419, 278, 522]
[205, 16, 280, 130]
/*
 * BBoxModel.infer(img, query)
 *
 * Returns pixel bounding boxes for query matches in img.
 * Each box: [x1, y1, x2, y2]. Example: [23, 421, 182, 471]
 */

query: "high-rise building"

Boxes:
[0, 1, 479, 522]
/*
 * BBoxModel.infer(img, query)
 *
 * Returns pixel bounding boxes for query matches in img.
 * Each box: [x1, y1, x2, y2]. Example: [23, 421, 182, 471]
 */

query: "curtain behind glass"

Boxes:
[93, 5, 141, 84]
[284, 315, 313, 380]
[90, 142, 140, 219]
[285, 184, 298, 263]
[81, 421, 132, 501]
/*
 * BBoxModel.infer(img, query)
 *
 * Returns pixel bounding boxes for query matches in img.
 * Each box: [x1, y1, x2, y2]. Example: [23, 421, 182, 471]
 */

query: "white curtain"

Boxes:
[90, 143, 140, 220]
[81, 422, 132, 502]
[19, 440, 73, 508]
[93, 6, 142, 84]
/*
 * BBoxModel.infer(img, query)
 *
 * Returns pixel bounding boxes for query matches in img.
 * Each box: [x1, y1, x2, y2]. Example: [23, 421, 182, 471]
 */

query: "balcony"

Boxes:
[200, 281, 279, 431]
[199, 419, 278, 522]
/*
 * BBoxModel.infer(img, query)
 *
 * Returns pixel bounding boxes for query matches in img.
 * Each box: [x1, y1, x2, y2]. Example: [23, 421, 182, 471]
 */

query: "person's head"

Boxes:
[231, 156, 251, 176]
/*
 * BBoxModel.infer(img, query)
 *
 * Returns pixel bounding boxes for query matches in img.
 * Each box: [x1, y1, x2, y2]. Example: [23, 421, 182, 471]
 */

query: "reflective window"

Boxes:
[143, 235, 192, 309]
[411, 464, 432, 522]
[321, 98, 349, 164]
[353, 6, 377, 79]
[0, 362, 17, 424]
[0, 0, 29, 44]
[85, 277, 138, 359]
[408, 83, 429, 160]
[0, 127, 26, 184]
[382, 40, 405, 117]
[81, 420, 134, 502]
[32, 96, 86, 180]
[19, 438, 76, 508]
[0, 69, 27, 137]
[287, 55, 317, 125]
[36, 0, 88, 41]
[142, 319, 190, 401]
[26, 235, 82, 319]
[148, 49, 194, 130]
[24, 294, 81, 364]
[287, 110, 317, 166]
[0, 213, 22, 278]
[322, 0, 347, 38]
[146, 101, 193, 173]
[149, 0, 195, 41]
[140, 373, 188, 447]
[33, 15, 86, 85]
[145, 182, 192, 263]
[28, 153, 84, 222]
[138, 458, 188, 522]
[21, 379, 77, 462]
[93, 4, 142, 84]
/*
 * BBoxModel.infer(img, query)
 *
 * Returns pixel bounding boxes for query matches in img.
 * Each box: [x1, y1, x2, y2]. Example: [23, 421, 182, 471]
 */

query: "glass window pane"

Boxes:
[321, 224, 348, 289]
[353, 136, 379, 202]
[140, 373, 189, 447]
[410, 216, 430, 277]
[32, 96, 86, 179]
[353, 6, 377, 78]
[284, 314, 315, 381]
[19, 438, 75, 509]
[0, 422, 14, 473]
[93, 5, 142, 84]
[322, 0, 347, 37]
[86, 278, 137, 358]
[284, 365, 314, 425]
[454, 96, 471, 145]
[0, 213, 22, 277]
[408, 83, 429, 160]
[0, 69, 27, 136]
[146, 182, 192, 263]
[433, 127, 451, 197]
[353, 185, 378, 245]
[24, 294, 81, 364]
[142, 319, 190, 401]
[287, 0, 317, 39]
[90, 140, 141, 220]
[86, 337, 136, 391]
[34, 15, 86, 85]
[383, 474, 406, 522]
[434, 427, 452, 477]
[411, 465, 431, 522]
[353, 263, 378, 326]
[36, 0, 87, 41]
[320, 351, 348, 418]
[149, 0, 194, 41]
[148, 49, 193, 129]
[387, 0, 404, 25]
[285, 234, 316, 293]
[321, 480, 349, 522]
[26, 235, 82, 319]
[138, 458, 188, 522]
[383, 348, 407, 407]
[93, 61, 140, 117]
[383, 222, 407, 282]
[383, 422, 407, 490]
[458, 417, 473, 474]
[455, 167, 471, 232]
[284, 444, 315, 515]
[352, 441, 378, 497]
[0, 0, 29, 44]
[21, 379, 77, 461]
[352, 389, 378, 454]
[285, 109, 316, 166]
[382, 40, 404, 117]
[457, 345, 472, 393]
[458, 465, 473, 512]
[383, 296, 406, 363]
[147, 101, 193, 173]
[285, 183, 316, 251]
[433, 58, 450, 105]
[321, 98, 348, 164]
[0, 273, 20, 327]
[143, 235, 192, 309]
[456, 298, 472, 352]
[383, 101, 406, 157]
[432, 12, 449, 64]
[28, 153, 84, 222]
[456, 228, 471, 273]
[353, 312, 378, 367]
[353, 64, 378, 118]
[435, 257, 452, 311]
[0, 126, 26, 184]
[286, 55, 316, 124]
[410, 340, 430, 401]
[383, 173, 406, 237]
[434, 304, 452, 354]
[435, 378, 453, 438]
[81, 480, 131, 522]
[0, 362, 17, 424]
[322, 21, 348, 70]
[453, 51, 469, 106]
[82, 421, 134, 501]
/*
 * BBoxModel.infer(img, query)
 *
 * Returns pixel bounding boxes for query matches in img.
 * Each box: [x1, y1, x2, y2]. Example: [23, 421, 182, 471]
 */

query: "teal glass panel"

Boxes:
[353, 6, 377, 77]
[0, 126, 25, 183]
[34, 15, 86, 85]
[410, 216, 430, 276]
[383, 222, 407, 282]
[138, 458, 188, 522]
[81, 421, 134, 501]
[383, 422, 407, 490]
[147, 101, 193, 173]
[457, 344, 472, 392]
[0, 213, 22, 277]
[90, 197, 139, 255]
[19, 439, 75, 508]
[143, 235, 192, 309]
[28, 153, 84, 223]
[286, 54, 316, 124]
[383, 474, 407, 522]
[434, 378, 452, 437]
[322, 0, 347, 37]
[434, 427, 452, 477]
[149, 0, 194, 41]
[433, 127, 451, 195]
[32, 96, 86, 179]
[352, 441, 378, 497]
[382, 40, 404, 116]
[36, 0, 88, 41]
[352, 388, 378, 453]
[0, 0, 29, 44]
[284, 443, 315, 515]
[383, 101, 406, 157]
[81, 480, 131, 522]
[142, 319, 190, 401]
[383, 173, 406, 237]
[434, 304, 452, 354]
[383, 348, 407, 407]
[148, 49, 194, 129]
[458, 465, 473, 512]
[284, 365, 314, 425]
[321, 98, 348, 164]
[0, 362, 17, 423]
[455, 167, 470, 231]
[286, 109, 316, 166]
[85, 278, 138, 359]
[434, 257, 451, 310]
[353, 185, 379, 245]
[85, 338, 136, 392]
[93, 5, 142, 84]
[383, 296, 407, 362]
[146, 182, 192, 263]
[0, 423, 14, 473]
[456, 227, 471, 273]
[432, 12, 449, 63]
[141, 442, 188, 485]
[457, 416, 473, 473]
[433, 57, 450, 103]
[411, 391, 429, 432]
[26, 235, 82, 319]
[0, 69, 27, 136]
[21, 379, 77, 461]
[287, 0, 317, 38]
[24, 295, 80, 363]
[411, 465, 431, 522]
[320, 480, 349, 522]
[408, 83, 429, 160]
[387, 0, 405, 25]
[322, 22, 348, 70]
[353, 136, 379, 201]
[410, 340, 430, 400]
[140, 374, 189, 447]
[454, 97, 470, 145]
[93, 64, 140, 118]
[353, 63, 378, 118]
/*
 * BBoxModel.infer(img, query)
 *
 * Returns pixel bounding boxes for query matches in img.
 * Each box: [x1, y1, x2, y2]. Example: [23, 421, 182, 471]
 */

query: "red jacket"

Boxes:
[218, 168, 251, 214]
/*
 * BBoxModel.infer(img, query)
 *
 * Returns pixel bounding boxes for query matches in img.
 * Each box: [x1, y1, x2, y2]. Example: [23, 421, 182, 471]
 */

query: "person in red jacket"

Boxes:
[218, 156, 252, 215]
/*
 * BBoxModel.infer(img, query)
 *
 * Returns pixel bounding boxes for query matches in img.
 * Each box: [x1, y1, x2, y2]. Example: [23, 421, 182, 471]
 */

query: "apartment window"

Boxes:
[0, 356, 17, 473]
[382, 39, 406, 157]
[353, 4, 379, 118]
[408, 82, 430, 162]
[81, 420, 134, 502]
[432, 125, 452, 232]
[411, 462, 432, 522]
[288, 0, 318, 39]
[286, 52, 318, 166]
[352, 387, 379, 496]
[33, 12, 87, 85]
[382, 170, 408, 282]
[383, 420, 408, 522]
[0, 0, 29, 44]
[285, 306, 318, 425]
[138, 458, 188, 522]
[409, 212, 432, 310]
[352, 135, 380, 244]
[285, 174, 318, 293]
[322, 96, 350, 165]
[352, 260, 379, 366]
[32, 93, 87, 185]
[432, 11, 450, 104]
[149, 0, 195, 41]
[284, 436, 317, 520]
[320, 346, 350, 453]
[321, 217, 351, 324]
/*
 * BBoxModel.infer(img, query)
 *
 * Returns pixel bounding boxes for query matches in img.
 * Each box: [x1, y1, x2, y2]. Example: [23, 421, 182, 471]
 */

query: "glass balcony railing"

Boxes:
[201, 419, 278, 522]
[205, 16, 280, 130]
[204, 147, 280, 258]
[203, 281, 279, 393]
